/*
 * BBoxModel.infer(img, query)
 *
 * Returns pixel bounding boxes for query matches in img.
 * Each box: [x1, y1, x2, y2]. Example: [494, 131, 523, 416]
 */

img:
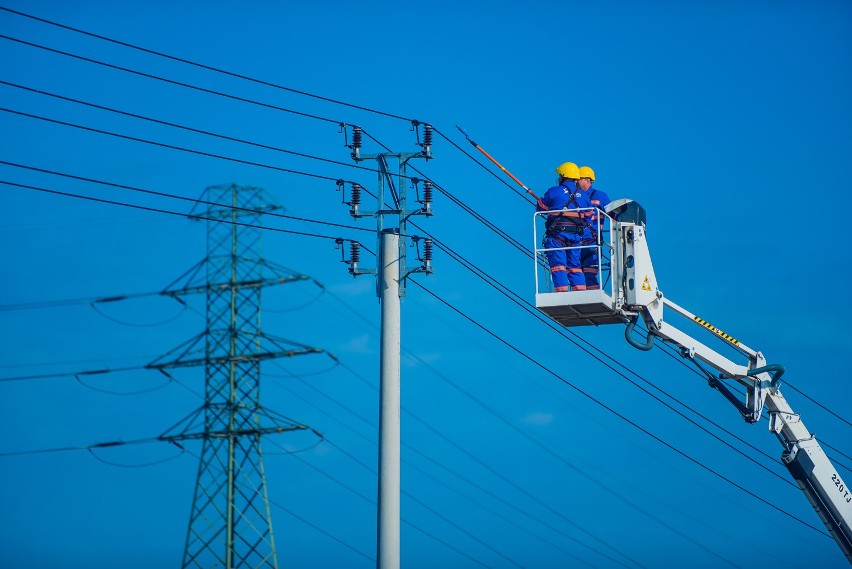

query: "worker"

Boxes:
[537, 162, 592, 292]
[577, 165, 611, 290]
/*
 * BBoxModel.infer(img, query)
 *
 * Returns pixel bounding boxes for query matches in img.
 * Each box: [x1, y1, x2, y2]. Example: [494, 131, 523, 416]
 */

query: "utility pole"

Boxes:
[338, 124, 434, 569]
[150, 184, 322, 568]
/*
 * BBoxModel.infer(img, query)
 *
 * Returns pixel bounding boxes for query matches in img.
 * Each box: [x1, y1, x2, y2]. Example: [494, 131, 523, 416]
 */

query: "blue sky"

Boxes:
[1, 1, 851, 567]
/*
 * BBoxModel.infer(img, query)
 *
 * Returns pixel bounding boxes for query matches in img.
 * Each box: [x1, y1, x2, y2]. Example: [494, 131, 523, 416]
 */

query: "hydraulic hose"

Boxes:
[625, 315, 655, 351]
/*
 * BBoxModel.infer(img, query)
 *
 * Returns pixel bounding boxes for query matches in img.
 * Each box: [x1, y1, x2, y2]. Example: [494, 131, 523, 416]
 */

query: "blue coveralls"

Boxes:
[537, 182, 592, 292]
[579, 187, 612, 290]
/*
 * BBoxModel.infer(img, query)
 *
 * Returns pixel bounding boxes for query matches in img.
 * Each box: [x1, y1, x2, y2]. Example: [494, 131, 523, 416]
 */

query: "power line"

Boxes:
[0, 80, 392, 176]
[322, 292, 758, 567]
[0, 160, 372, 235]
[0, 107, 369, 184]
[0, 434, 166, 457]
[784, 380, 852, 429]
[432, 125, 532, 205]
[271, 377, 603, 567]
[408, 277, 829, 537]
[2, 7, 842, 549]
[0, 179, 355, 244]
[279, 442, 498, 569]
[0, 33, 349, 126]
[0, 8, 417, 123]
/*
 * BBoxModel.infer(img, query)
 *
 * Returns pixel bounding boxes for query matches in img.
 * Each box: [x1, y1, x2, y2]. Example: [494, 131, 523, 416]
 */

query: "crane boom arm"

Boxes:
[610, 200, 852, 562]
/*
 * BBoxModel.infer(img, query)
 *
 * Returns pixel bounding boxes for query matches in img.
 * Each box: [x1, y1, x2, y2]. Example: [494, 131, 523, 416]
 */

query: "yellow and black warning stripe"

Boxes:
[693, 316, 741, 346]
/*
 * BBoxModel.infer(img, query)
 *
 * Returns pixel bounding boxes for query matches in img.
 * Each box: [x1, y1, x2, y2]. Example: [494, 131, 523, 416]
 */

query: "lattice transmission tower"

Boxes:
[152, 184, 321, 568]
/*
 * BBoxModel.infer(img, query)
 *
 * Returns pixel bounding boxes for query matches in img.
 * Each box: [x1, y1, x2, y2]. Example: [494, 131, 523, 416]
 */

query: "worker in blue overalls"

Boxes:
[537, 162, 592, 292]
[577, 165, 611, 290]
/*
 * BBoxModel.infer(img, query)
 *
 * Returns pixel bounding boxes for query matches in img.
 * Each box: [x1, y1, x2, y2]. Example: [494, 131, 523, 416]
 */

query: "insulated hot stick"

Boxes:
[456, 125, 540, 201]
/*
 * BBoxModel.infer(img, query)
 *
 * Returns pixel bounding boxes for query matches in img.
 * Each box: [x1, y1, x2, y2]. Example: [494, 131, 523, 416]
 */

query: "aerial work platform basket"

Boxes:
[534, 200, 648, 327]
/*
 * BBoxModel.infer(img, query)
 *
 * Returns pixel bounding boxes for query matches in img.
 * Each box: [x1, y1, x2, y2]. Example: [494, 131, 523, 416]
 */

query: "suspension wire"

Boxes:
[268, 437, 500, 569]
[0, 9, 417, 123]
[419, 231, 795, 481]
[10, 8, 843, 440]
[0, 80, 391, 177]
[0, 33, 349, 126]
[75, 372, 172, 397]
[317, 438, 525, 569]
[0, 160, 373, 234]
[646, 319, 852, 467]
[408, 278, 828, 537]
[0, 434, 164, 457]
[272, 378, 604, 567]
[324, 295, 794, 567]
[338, 124, 824, 506]
[431, 126, 532, 204]
[334, 362, 644, 569]
[0, 8, 836, 536]
[88, 299, 187, 327]
[1, 288, 172, 312]
[432, 130, 849, 453]
[0, 107, 382, 185]
[0, 180, 354, 243]
[323, 294, 760, 567]
[784, 380, 852, 428]
[0, 363, 147, 383]
[87, 445, 184, 468]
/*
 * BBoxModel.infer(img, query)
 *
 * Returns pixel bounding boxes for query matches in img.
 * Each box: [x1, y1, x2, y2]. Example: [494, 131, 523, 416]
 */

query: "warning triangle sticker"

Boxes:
[641, 276, 652, 291]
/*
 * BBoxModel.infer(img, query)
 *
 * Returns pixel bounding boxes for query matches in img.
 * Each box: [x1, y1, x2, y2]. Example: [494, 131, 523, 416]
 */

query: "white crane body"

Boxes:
[533, 199, 852, 562]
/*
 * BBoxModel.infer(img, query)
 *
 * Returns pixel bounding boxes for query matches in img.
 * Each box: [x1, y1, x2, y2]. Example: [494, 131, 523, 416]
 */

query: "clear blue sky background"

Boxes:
[1, 1, 850, 567]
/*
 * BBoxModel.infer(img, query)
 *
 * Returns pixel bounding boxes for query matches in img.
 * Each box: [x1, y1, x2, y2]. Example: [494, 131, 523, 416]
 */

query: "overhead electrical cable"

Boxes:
[0, 180, 357, 245]
[0, 107, 385, 184]
[0, 434, 168, 457]
[0, 160, 372, 235]
[409, 278, 829, 537]
[334, 125, 827, 511]
[432, 125, 532, 204]
[322, 295, 738, 567]
[784, 381, 852, 428]
[271, 379, 606, 567]
[432, 128, 849, 444]
[0, 33, 350, 126]
[0, 80, 391, 176]
[0, 7, 416, 122]
[422, 232, 796, 485]
[317, 438, 526, 569]
[268, 439, 506, 569]
[2, 11, 840, 543]
[288, 359, 636, 567]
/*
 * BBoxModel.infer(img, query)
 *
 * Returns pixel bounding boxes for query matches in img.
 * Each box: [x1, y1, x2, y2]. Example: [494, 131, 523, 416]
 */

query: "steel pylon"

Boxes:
[154, 184, 321, 568]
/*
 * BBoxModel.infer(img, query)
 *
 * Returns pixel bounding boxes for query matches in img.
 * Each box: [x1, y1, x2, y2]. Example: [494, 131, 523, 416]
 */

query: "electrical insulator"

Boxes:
[349, 242, 361, 275]
[422, 124, 433, 153]
[422, 181, 433, 215]
[350, 183, 361, 216]
[423, 238, 433, 273]
[350, 126, 362, 160]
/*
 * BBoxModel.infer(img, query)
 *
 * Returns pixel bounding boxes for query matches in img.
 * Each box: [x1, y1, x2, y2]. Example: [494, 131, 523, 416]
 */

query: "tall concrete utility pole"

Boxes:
[341, 125, 434, 569]
[152, 184, 322, 568]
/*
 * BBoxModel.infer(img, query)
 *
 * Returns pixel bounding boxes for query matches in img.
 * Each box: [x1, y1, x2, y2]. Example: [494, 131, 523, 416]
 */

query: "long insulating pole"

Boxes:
[456, 125, 540, 201]
[377, 227, 401, 569]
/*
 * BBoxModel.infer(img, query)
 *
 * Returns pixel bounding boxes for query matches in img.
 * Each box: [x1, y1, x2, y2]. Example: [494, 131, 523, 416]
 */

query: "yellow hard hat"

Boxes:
[555, 162, 580, 180]
[578, 166, 595, 181]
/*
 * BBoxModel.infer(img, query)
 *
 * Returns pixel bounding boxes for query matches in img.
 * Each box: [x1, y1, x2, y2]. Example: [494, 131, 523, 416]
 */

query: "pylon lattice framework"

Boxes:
[153, 184, 321, 569]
